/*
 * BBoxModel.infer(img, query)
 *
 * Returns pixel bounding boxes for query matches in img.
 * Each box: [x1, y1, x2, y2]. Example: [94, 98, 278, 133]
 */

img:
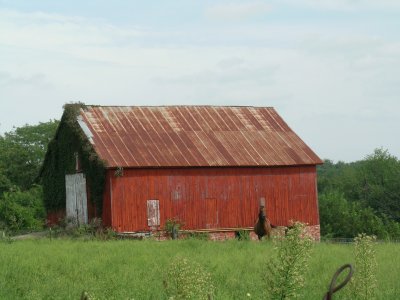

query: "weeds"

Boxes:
[163, 256, 215, 299]
[48, 217, 117, 241]
[351, 233, 378, 300]
[265, 222, 313, 299]
[80, 291, 99, 300]
[185, 232, 210, 241]
[235, 230, 250, 241]
[0, 229, 13, 244]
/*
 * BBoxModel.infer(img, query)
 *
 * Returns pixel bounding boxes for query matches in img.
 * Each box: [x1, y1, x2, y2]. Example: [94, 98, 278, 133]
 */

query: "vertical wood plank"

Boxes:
[107, 166, 319, 232]
[65, 173, 88, 225]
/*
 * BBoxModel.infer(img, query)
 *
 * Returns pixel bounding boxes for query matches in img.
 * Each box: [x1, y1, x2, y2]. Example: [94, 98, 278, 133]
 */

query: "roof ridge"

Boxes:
[84, 104, 275, 109]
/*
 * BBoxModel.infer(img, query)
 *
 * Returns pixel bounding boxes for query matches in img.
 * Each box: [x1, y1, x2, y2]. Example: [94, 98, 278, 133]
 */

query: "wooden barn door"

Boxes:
[147, 200, 160, 229]
[66, 173, 88, 225]
[206, 198, 218, 229]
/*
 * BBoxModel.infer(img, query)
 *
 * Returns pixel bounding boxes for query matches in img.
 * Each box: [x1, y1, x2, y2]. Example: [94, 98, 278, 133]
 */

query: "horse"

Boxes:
[254, 205, 277, 240]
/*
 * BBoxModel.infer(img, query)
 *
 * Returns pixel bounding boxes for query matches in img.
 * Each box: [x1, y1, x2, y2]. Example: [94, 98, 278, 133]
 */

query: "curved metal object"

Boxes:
[323, 264, 354, 300]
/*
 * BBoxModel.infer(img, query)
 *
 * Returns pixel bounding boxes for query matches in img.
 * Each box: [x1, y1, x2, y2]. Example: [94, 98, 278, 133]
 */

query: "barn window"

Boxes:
[74, 152, 81, 172]
[172, 187, 182, 201]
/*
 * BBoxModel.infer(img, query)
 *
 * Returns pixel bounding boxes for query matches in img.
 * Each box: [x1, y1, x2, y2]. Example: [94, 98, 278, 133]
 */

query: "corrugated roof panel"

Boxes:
[77, 106, 322, 168]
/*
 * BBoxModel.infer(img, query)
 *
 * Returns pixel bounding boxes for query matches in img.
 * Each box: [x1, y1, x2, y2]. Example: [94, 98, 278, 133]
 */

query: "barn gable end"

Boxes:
[41, 104, 106, 223]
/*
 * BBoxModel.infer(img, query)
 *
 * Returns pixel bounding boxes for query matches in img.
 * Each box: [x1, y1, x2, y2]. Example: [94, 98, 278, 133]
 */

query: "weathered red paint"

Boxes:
[79, 106, 322, 168]
[102, 166, 319, 233]
[46, 105, 322, 235]
[46, 209, 65, 226]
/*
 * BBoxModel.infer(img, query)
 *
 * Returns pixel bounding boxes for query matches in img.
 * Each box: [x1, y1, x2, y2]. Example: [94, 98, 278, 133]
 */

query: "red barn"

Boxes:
[42, 104, 322, 239]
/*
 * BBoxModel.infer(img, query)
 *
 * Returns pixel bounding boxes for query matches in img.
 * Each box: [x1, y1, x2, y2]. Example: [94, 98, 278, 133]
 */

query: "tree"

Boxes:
[317, 149, 400, 238]
[319, 190, 400, 239]
[0, 171, 13, 195]
[0, 120, 59, 190]
[0, 121, 58, 231]
[317, 159, 359, 200]
[357, 149, 400, 221]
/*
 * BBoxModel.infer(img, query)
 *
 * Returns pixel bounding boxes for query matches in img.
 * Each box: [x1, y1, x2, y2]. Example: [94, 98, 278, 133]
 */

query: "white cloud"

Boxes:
[0, 9, 145, 56]
[0, 71, 49, 87]
[0, 7, 399, 161]
[281, 0, 400, 11]
[154, 61, 278, 86]
[216, 57, 245, 69]
[205, 2, 272, 20]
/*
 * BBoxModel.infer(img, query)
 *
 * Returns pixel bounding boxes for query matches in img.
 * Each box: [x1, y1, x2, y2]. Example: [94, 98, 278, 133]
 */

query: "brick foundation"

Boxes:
[124, 225, 321, 241]
[190, 225, 320, 241]
[304, 225, 320, 241]
[208, 231, 235, 241]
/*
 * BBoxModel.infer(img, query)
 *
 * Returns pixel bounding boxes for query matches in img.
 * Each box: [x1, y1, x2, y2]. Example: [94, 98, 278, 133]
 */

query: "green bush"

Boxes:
[164, 218, 183, 239]
[0, 185, 45, 232]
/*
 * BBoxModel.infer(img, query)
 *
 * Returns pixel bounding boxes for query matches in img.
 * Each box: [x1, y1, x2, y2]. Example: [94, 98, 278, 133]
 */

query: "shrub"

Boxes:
[163, 257, 214, 299]
[164, 218, 183, 239]
[0, 185, 45, 232]
[265, 222, 313, 299]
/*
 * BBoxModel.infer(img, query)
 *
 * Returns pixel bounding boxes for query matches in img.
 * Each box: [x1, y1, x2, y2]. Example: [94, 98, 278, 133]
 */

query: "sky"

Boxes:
[1, 0, 399, 162]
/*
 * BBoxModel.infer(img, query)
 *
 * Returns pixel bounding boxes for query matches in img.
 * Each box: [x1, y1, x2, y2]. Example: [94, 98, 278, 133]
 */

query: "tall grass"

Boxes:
[0, 239, 399, 299]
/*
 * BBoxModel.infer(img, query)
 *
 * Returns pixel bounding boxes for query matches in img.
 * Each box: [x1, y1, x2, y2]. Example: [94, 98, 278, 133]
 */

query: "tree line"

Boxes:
[0, 121, 58, 231]
[318, 149, 400, 239]
[1, 120, 399, 238]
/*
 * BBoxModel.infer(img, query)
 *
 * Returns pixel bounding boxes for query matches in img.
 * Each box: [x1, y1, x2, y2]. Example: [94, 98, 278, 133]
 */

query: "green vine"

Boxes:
[41, 103, 106, 216]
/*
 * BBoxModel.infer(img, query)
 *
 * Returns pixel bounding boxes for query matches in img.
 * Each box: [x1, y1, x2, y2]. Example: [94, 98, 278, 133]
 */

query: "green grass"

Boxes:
[0, 239, 399, 299]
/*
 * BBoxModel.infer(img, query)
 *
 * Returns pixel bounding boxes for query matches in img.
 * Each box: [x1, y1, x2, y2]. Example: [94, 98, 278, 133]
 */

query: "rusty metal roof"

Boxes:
[77, 106, 322, 168]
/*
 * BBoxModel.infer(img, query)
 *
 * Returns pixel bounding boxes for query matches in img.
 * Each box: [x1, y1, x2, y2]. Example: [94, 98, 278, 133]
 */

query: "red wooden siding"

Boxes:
[102, 175, 112, 227]
[103, 166, 319, 232]
[86, 183, 100, 221]
[47, 209, 66, 226]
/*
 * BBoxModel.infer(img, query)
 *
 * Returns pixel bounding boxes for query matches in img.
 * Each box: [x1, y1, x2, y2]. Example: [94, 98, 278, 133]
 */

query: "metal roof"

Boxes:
[77, 106, 322, 168]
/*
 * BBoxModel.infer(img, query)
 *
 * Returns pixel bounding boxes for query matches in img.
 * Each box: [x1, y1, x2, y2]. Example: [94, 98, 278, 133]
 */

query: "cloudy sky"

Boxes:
[1, 0, 399, 162]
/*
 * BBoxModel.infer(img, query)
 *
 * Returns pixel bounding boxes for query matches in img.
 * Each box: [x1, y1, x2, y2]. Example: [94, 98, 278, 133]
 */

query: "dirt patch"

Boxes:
[12, 231, 48, 240]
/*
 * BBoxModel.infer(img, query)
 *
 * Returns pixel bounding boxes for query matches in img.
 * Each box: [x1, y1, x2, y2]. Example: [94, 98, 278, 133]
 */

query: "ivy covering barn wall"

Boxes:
[41, 103, 106, 215]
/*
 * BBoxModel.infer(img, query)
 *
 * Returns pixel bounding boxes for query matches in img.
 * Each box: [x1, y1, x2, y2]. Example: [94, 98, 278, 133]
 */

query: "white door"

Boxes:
[66, 173, 88, 225]
[147, 200, 160, 228]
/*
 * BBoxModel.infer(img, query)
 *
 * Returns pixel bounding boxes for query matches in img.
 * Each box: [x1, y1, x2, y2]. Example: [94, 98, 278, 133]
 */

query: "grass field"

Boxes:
[0, 238, 399, 299]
